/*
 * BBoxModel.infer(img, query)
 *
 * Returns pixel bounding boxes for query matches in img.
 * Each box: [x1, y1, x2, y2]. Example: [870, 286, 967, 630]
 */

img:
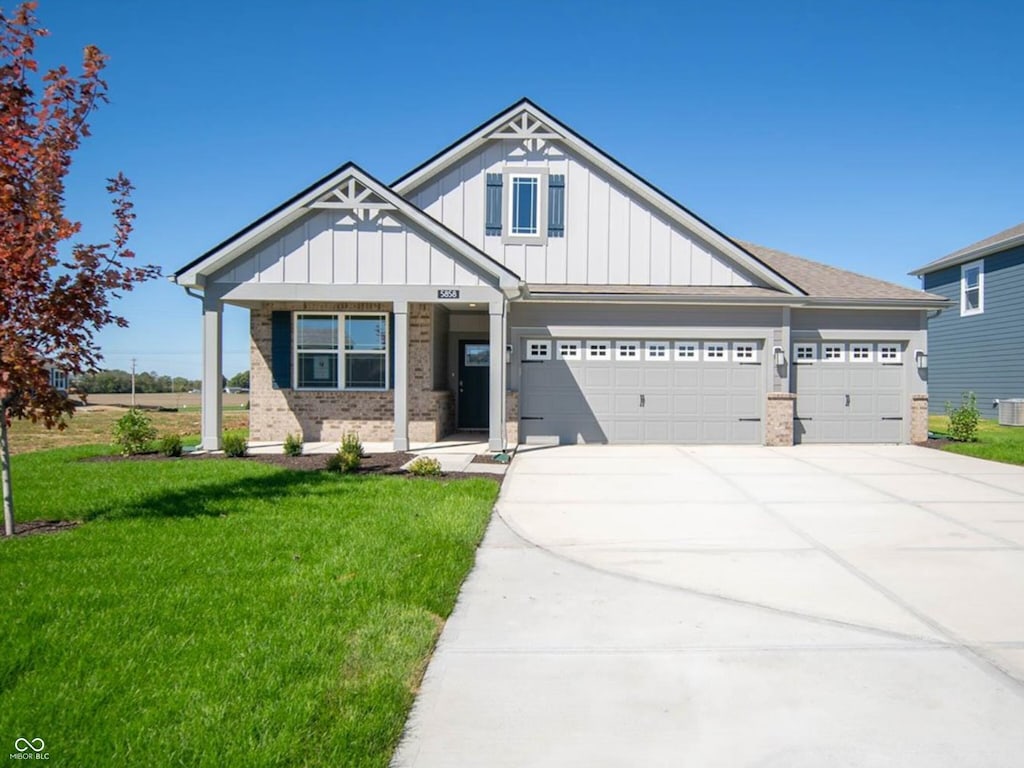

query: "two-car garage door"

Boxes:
[519, 338, 764, 444]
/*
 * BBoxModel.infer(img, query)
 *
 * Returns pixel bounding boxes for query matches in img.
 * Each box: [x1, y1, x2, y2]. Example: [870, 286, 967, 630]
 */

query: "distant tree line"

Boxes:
[73, 369, 250, 394]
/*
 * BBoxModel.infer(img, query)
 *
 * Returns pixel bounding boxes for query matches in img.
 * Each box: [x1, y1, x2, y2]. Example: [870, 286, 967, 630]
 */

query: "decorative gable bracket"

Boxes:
[486, 110, 563, 151]
[308, 176, 397, 223]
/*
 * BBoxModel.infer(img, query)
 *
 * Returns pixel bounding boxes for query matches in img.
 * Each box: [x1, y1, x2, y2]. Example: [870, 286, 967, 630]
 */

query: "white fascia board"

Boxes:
[909, 232, 1024, 276]
[393, 102, 803, 296]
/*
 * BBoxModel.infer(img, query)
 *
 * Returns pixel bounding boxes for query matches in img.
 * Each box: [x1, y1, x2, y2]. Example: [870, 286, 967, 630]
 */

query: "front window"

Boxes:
[510, 175, 539, 235]
[961, 260, 984, 316]
[295, 313, 388, 390]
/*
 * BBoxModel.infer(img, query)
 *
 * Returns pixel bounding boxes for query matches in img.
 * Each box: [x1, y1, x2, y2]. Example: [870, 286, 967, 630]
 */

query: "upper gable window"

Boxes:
[961, 260, 984, 316]
[510, 175, 540, 236]
[486, 168, 563, 245]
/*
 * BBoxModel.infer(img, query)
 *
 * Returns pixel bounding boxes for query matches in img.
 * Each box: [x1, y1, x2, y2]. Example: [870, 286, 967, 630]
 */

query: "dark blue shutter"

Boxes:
[388, 313, 395, 389]
[271, 311, 292, 389]
[548, 174, 565, 237]
[485, 173, 503, 236]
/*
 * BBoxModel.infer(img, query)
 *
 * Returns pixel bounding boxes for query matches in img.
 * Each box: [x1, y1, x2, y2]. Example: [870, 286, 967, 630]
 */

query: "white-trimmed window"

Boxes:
[556, 340, 581, 360]
[295, 312, 388, 390]
[704, 342, 727, 361]
[822, 343, 845, 362]
[794, 343, 817, 361]
[645, 341, 669, 360]
[850, 344, 873, 362]
[878, 344, 902, 363]
[732, 342, 758, 362]
[510, 174, 540, 236]
[675, 342, 698, 361]
[49, 369, 69, 390]
[961, 260, 984, 316]
[525, 339, 551, 361]
[615, 341, 640, 360]
[587, 340, 610, 360]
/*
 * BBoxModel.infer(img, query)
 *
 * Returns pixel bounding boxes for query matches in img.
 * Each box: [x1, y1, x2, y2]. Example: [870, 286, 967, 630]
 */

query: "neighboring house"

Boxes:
[172, 99, 946, 451]
[910, 222, 1024, 413]
[46, 364, 69, 392]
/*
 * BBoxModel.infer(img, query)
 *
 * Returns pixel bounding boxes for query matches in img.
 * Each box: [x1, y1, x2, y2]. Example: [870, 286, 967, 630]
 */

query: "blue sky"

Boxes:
[36, 0, 1024, 378]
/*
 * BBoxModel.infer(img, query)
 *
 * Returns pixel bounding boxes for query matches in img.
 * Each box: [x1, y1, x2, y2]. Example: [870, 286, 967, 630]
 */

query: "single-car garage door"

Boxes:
[519, 338, 763, 444]
[793, 341, 906, 443]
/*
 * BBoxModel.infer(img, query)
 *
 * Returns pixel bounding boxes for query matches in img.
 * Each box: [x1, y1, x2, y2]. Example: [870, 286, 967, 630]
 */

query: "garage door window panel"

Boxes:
[557, 340, 581, 360]
[823, 344, 846, 362]
[850, 344, 873, 362]
[878, 344, 902, 364]
[525, 340, 551, 361]
[645, 341, 669, 360]
[675, 342, 698, 361]
[732, 342, 758, 362]
[587, 341, 610, 360]
[794, 343, 817, 362]
[703, 343, 727, 361]
[615, 341, 640, 360]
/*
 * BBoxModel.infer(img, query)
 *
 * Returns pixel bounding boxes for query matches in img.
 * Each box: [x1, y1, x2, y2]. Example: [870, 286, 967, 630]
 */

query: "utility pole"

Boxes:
[130, 357, 136, 407]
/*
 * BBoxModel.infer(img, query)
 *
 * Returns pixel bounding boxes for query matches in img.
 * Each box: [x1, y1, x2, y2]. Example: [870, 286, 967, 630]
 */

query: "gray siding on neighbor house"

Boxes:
[923, 244, 1024, 414]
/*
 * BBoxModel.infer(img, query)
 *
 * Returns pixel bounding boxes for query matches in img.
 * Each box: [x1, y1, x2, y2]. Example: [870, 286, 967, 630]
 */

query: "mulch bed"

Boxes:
[8, 520, 82, 538]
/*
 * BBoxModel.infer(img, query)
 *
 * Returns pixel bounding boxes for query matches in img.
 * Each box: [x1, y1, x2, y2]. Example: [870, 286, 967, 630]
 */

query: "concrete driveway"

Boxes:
[393, 444, 1024, 767]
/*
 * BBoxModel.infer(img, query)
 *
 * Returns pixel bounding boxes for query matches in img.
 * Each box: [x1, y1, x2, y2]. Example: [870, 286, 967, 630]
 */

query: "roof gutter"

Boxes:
[519, 291, 950, 310]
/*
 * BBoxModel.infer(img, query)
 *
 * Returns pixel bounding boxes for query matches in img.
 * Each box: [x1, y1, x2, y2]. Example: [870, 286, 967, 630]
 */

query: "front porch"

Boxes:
[199, 295, 512, 453]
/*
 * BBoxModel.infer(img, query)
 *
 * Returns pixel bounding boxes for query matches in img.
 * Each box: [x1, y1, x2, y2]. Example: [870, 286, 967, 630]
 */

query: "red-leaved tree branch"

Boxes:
[1, 1, 160, 534]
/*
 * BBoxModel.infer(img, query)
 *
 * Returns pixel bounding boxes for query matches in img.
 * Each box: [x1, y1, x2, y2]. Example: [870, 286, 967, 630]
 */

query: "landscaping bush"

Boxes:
[111, 408, 158, 456]
[222, 433, 247, 457]
[327, 433, 363, 473]
[159, 433, 183, 457]
[283, 433, 303, 457]
[946, 391, 980, 442]
[407, 456, 442, 476]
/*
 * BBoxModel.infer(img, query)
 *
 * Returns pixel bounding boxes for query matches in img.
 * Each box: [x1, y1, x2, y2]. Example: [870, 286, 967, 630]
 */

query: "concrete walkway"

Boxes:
[392, 444, 1024, 767]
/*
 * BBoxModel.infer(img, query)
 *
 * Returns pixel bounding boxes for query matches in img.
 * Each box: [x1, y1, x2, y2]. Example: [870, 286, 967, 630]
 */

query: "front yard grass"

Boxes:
[928, 415, 1024, 466]
[0, 446, 498, 767]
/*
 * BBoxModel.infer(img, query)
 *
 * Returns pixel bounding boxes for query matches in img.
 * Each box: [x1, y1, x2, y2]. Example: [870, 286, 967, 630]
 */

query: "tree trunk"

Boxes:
[1, 413, 14, 537]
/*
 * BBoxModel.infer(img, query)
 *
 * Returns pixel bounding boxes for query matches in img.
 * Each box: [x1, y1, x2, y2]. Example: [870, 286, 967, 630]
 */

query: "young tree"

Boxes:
[0, 2, 159, 535]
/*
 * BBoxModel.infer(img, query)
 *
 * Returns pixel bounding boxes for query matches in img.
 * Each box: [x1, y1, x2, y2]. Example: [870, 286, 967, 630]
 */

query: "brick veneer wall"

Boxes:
[505, 391, 519, 447]
[249, 302, 452, 443]
[765, 392, 796, 446]
[910, 394, 929, 444]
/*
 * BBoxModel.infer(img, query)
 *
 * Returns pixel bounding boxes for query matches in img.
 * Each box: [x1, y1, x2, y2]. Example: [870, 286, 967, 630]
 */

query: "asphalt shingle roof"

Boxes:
[910, 221, 1024, 275]
[738, 241, 946, 303]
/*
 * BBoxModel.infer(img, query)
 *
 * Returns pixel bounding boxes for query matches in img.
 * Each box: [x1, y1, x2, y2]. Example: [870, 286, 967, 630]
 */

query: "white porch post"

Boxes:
[488, 300, 506, 452]
[393, 301, 410, 451]
[200, 293, 223, 451]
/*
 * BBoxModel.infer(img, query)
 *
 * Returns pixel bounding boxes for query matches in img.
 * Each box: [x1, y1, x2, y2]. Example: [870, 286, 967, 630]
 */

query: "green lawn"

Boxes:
[0, 446, 499, 767]
[928, 415, 1024, 466]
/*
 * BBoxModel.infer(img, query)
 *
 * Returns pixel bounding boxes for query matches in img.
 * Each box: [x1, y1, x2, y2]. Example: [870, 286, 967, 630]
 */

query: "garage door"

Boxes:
[519, 338, 763, 444]
[793, 342, 905, 443]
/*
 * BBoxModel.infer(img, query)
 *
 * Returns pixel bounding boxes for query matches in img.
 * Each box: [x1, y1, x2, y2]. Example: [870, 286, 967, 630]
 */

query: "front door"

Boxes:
[458, 340, 490, 430]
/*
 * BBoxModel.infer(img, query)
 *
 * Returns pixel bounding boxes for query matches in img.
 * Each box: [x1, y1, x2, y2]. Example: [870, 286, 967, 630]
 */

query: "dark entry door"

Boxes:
[458, 340, 490, 429]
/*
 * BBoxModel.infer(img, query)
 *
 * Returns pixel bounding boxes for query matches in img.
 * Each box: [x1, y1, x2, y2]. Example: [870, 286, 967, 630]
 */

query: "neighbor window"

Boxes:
[510, 175, 540, 236]
[295, 313, 387, 390]
[961, 260, 984, 316]
[49, 369, 69, 390]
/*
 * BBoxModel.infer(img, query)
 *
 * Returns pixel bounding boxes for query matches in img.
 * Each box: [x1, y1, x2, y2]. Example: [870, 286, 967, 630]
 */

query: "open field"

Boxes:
[85, 392, 250, 409]
[1, 446, 498, 767]
[8, 404, 249, 455]
[928, 415, 1024, 465]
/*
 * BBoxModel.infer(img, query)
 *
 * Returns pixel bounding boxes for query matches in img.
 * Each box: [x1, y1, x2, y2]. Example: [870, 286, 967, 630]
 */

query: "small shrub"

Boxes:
[111, 408, 158, 456]
[407, 456, 442, 477]
[283, 433, 303, 457]
[325, 432, 363, 473]
[340, 432, 363, 458]
[159, 433, 183, 458]
[222, 433, 247, 457]
[945, 391, 980, 442]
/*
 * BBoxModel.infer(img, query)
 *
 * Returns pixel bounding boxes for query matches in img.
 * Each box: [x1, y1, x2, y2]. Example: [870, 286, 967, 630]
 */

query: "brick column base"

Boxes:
[505, 391, 519, 448]
[911, 394, 929, 444]
[765, 393, 796, 446]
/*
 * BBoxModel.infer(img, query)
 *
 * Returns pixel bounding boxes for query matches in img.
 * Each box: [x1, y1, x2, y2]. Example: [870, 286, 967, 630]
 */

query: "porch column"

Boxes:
[393, 301, 409, 451]
[488, 300, 506, 452]
[200, 293, 223, 451]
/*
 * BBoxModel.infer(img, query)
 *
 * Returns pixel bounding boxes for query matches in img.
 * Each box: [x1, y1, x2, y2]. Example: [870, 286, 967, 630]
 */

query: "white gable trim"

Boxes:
[392, 100, 803, 296]
[173, 164, 521, 291]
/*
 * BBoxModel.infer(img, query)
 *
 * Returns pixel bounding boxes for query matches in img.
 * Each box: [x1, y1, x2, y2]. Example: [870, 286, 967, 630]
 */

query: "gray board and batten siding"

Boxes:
[922, 243, 1024, 414]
